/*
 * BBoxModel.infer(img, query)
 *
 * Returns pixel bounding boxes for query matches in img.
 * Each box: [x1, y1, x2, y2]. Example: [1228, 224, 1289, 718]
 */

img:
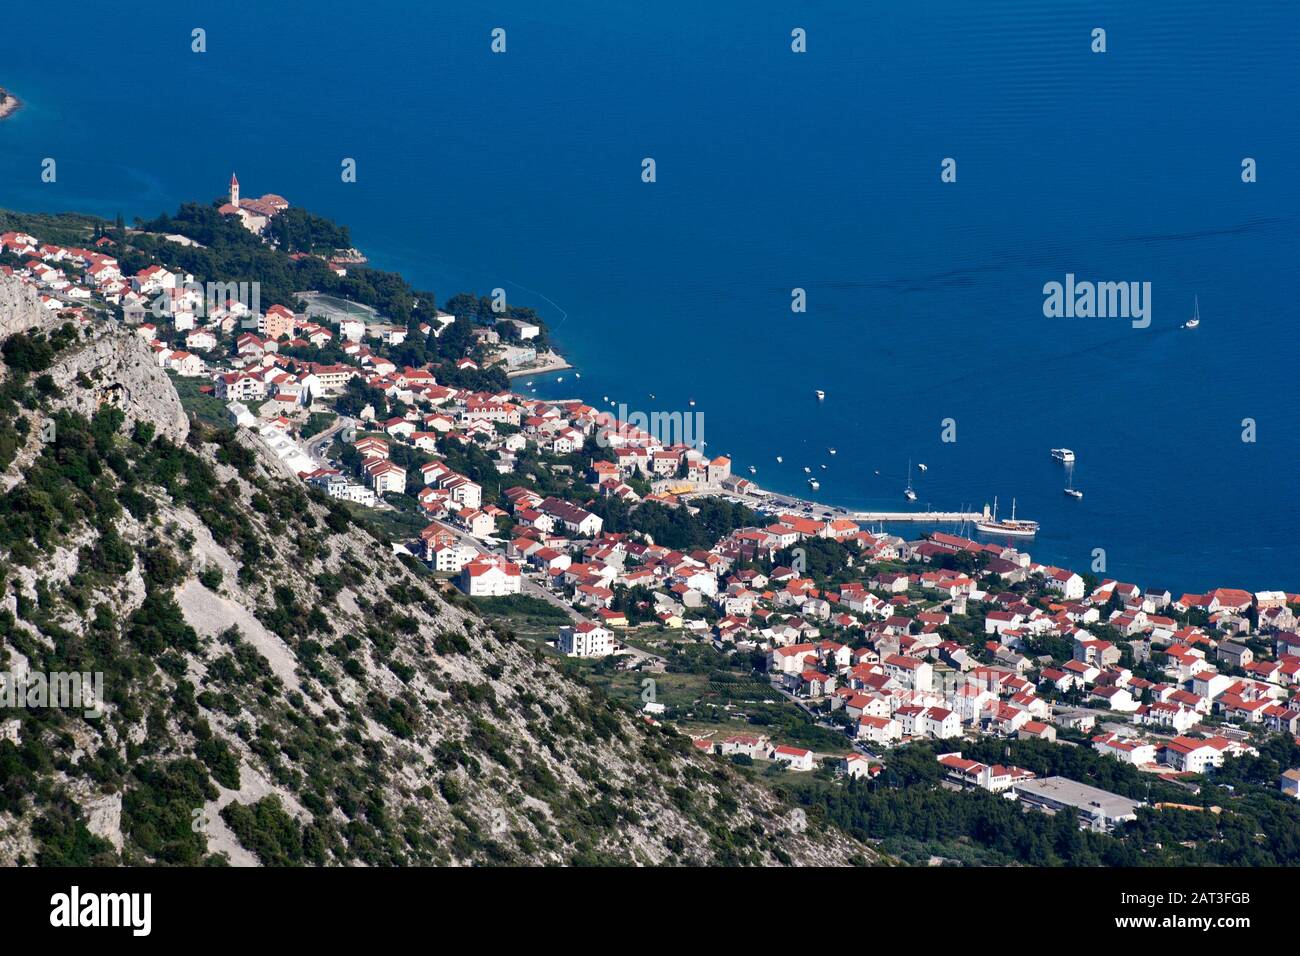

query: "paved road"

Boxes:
[304, 415, 354, 468]
[428, 517, 665, 663]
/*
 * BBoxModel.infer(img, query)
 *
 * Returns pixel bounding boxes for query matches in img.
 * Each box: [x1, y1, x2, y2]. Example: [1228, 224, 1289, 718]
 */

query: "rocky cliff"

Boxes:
[0, 273, 48, 338]
[45, 323, 189, 445]
[0, 281, 873, 867]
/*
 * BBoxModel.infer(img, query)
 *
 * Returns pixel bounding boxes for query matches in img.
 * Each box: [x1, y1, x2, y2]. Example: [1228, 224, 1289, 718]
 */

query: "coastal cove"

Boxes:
[1, 0, 1297, 595]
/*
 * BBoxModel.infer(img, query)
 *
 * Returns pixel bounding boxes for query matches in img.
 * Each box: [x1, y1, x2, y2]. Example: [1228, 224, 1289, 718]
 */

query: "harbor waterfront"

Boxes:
[6, 0, 1300, 899]
[1, 0, 1298, 593]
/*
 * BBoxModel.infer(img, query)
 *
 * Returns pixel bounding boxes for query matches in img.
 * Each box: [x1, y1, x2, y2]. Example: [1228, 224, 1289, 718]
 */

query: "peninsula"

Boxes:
[4, 184, 1300, 872]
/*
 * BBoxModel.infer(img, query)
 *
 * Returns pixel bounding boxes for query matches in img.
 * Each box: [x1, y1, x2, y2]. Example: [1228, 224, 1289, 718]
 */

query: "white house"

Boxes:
[339, 317, 366, 342]
[365, 460, 407, 496]
[1092, 732, 1158, 766]
[1162, 735, 1251, 774]
[770, 745, 814, 772]
[884, 654, 933, 692]
[856, 714, 902, 746]
[1280, 769, 1300, 799]
[460, 556, 522, 597]
[557, 621, 614, 658]
[922, 706, 962, 740]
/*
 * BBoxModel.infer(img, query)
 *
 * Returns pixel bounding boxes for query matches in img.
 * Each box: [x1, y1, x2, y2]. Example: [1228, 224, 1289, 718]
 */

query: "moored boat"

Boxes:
[975, 497, 1039, 537]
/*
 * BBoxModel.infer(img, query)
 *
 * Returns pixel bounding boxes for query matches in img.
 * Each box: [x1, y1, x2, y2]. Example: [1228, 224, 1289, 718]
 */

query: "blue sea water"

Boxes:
[2, 0, 1297, 593]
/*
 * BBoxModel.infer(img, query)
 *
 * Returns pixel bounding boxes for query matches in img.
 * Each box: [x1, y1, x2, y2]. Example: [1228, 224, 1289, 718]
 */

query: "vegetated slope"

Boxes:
[0, 290, 873, 866]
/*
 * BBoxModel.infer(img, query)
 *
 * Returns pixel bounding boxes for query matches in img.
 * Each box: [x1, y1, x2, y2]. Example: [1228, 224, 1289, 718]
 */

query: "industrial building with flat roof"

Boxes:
[1010, 776, 1142, 832]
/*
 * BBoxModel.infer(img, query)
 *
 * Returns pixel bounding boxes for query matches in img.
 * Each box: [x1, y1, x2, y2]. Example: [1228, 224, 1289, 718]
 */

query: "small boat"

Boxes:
[574, 372, 581, 378]
[776, 455, 783, 463]
[1064, 464, 1082, 499]
[815, 389, 825, 401]
[556, 376, 564, 382]
[904, 460, 918, 501]
[689, 399, 696, 407]
[975, 497, 1039, 537]
[603, 395, 609, 402]
[808, 478, 820, 491]
[748, 465, 757, 474]
[820, 464, 827, 470]
[828, 447, 837, 456]
[917, 463, 928, 472]
[1051, 448, 1075, 464]
[803, 466, 811, 474]
[1184, 294, 1200, 329]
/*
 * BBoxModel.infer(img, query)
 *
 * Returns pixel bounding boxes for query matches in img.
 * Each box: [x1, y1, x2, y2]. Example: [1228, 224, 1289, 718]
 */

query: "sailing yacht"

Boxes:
[1064, 464, 1083, 499]
[975, 497, 1039, 536]
[1184, 295, 1200, 329]
[904, 460, 918, 502]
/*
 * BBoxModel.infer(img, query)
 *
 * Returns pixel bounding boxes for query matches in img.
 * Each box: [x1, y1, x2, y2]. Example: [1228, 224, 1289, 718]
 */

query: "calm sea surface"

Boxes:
[3, 0, 1297, 592]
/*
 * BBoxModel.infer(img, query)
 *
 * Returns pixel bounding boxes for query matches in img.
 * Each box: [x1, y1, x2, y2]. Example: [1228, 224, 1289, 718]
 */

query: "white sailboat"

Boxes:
[904, 460, 918, 502]
[1184, 295, 1200, 329]
[976, 497, 1039, 537]
[1064, 463, 1083, 499]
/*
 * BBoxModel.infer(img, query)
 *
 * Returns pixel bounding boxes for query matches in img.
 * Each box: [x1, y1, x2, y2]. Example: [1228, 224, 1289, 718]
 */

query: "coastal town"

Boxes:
[5, 180, 1300, 839]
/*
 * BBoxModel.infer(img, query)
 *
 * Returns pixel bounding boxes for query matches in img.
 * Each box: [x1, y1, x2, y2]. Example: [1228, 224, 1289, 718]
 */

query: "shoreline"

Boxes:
[0, 89, 21, 121]
[505, 350, 571, 379]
